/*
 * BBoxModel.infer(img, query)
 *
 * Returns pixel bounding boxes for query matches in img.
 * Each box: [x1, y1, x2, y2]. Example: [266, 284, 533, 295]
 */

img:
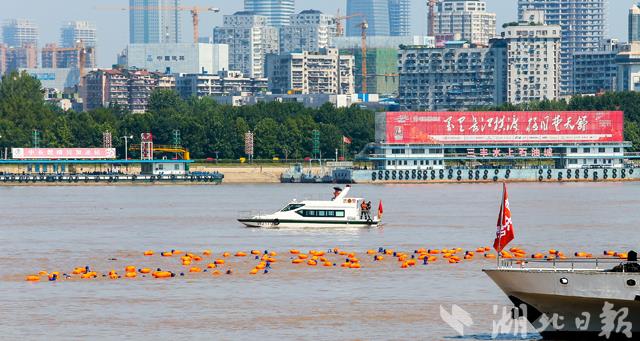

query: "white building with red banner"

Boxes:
[357, 111, 639, 183]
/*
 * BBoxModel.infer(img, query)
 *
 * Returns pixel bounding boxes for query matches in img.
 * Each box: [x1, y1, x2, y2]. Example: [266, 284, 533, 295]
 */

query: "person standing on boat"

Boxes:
[360, 201, 368, 219]
[366, 201, 372, 219]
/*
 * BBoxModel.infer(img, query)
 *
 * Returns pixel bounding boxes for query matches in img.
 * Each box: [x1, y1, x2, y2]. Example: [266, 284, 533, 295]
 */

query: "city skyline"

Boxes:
[0, 0, 633, 68]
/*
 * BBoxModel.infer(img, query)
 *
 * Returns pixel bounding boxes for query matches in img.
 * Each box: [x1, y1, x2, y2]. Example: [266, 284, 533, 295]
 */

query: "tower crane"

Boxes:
[359, 20, 368, 94]
[96, 5, 220, 43]
[334, 10, 365, 37]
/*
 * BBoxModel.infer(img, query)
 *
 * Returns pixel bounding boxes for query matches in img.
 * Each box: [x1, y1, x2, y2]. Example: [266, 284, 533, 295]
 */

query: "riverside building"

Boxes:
[366, 111, 629, 172]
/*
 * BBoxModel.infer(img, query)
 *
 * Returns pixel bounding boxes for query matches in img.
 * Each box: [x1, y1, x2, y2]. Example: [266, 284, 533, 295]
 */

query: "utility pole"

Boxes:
[173, 129, 181, 160]
[121, 135, 133, 160]
[312, 129, 320, 161]
[244, 131, 254, 164]
[32, 130, 40, 148]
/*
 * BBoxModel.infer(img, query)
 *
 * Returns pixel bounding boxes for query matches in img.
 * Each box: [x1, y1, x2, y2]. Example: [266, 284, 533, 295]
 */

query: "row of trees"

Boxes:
[4, 71, 640, 159]
[0, 72, 374, 160]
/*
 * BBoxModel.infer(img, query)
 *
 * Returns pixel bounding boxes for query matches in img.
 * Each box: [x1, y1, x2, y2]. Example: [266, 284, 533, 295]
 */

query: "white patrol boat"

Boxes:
[238, 185, 382, 228]
[484, 256, 640, 340]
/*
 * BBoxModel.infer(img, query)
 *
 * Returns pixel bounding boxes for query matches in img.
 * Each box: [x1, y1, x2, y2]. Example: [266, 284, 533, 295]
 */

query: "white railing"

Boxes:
[499, 257, 625, 271]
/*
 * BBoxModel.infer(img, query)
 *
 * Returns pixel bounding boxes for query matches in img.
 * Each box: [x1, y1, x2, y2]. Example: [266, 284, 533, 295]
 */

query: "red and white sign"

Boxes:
[12, 148, 116, 159]
[385, 111, 624, 144]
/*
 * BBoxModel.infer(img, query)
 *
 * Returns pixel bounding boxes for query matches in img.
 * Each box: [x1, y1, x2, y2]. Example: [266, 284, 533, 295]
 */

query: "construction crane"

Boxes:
[427, 0, 438, 37]
[129, 144, 191, 160]
[359, 20, 369, 94]
[97, 5, 220, 43]
[335, 9, 365, 37]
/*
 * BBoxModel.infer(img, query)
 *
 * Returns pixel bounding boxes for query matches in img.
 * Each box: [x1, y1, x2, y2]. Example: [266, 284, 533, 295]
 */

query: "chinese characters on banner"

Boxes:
[11, 148, 117, 159]
[465, 147, 554, 158]
[386, 111, 624, 144]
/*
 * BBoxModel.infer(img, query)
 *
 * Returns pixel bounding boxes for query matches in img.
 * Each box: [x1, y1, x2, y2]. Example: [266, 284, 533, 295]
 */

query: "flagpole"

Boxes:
[496, 183, 504, 268]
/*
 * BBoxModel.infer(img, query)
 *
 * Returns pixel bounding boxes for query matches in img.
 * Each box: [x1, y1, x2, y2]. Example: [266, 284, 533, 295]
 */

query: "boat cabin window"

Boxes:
[281, 204, 305, 212]
[297, 210, 345, 218]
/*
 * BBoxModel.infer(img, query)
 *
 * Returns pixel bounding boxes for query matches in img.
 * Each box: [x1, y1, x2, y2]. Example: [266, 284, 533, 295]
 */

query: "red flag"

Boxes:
[493, 183, 514, 252]
[343, 136, 352, 144]
[378, 201, 383, 219]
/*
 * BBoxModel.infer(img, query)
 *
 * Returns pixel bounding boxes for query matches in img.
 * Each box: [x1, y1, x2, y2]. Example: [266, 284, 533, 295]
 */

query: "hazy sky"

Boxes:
[0, 0, 634, 67]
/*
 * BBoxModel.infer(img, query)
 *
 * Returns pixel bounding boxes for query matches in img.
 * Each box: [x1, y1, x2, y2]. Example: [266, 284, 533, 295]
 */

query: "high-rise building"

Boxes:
[129, 0, 181, 44]
[503, 18, 561, 104]
[434, 0, 496, 46]
[41, 44, 97, 69]
[244, 0, 295, 27]
[280, 10, 336, 53]
[398, 41, 507, 111]
[346, 0, 390, 37]
[60, 21, 97, 48]
[346, 0, 411, 37]
[630, 4, 640, 43]
[1, 19, 39, 48]
[213, 12, 279, 78]
[518, 0, 606, 95]
[388, 0, 411, 36]
[573, 39, 619, 95]
[5, 45, 38, 71]
[266, 48, 355, 95]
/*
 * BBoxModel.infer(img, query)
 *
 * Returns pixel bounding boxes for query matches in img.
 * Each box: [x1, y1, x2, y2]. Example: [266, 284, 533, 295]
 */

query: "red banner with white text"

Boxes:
[385, 111, 624, 144]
